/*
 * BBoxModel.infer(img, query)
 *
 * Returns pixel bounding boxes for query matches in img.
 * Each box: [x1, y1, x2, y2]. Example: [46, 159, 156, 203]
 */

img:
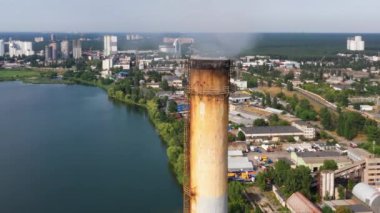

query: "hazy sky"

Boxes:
[1, 0, 380, 33]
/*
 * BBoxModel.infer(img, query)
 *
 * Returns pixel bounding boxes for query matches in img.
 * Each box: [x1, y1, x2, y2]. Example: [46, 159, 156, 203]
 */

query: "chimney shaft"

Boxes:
[186, 57, 230, 213]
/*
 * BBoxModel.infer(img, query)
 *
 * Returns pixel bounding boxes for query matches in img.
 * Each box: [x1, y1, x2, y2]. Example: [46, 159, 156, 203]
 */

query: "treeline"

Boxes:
[319, 107, 380, 154]
[228, 182, 251, 213]
[256, 160, 314, 200]
[302, 83, 350, 107]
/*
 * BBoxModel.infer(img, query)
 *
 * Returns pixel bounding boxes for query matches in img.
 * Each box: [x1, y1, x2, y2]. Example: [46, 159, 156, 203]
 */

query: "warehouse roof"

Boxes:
[286, 192, 321, 213]
[241, 126, 302, 135]
[296, 151, 342, 158]
[228, 157, 254, 172]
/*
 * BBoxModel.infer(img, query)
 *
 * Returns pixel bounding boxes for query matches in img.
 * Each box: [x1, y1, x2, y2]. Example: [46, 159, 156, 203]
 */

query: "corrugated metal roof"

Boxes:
[286, 192, 321, 213]
[241, 126, 302, 135]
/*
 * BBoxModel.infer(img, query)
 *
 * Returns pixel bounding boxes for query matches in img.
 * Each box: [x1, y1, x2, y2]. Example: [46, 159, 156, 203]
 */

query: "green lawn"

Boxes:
[0, 70, 41, 79]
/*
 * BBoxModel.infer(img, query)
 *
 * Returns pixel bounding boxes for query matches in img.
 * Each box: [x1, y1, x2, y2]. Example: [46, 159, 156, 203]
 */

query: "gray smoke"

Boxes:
[189, 33, 258, 58]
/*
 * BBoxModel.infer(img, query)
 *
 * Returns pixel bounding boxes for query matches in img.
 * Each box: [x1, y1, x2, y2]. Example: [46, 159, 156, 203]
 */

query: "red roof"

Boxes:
[286, 192, 321, 213]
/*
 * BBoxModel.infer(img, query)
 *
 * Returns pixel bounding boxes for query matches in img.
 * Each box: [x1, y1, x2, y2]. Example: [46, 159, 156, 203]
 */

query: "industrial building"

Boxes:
[228, 157, 254, 172]
[323, 200, 373, 213]
[291, 151, 352, 172]
[9, 40, 34, 57]
[286, 192, 321, 213]
[320, 171, 335, 200]
[104, 35, 118, 56]
[364, 157, 380, 189]
[353, 183, 380, 213]
[230, 79, 248, 90]
[240, 126, 304, 140]
[347, 148, 372, 162]
[292, 120, 316, 139]
[161, 75, 183, 88]
[347, 36, 365, 51]
[229, 92, 251, 103]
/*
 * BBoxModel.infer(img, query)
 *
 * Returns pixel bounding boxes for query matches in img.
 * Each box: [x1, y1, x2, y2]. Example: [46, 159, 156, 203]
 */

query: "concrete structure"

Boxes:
[184, 57, 230, 213]
[230, 79, 248, 90]
[347, 148, 372, 162]
[60, 40, 69, 59]
[72, 40, 82, 59]
[34, 37, 44, 43]
[353, 183, 380, 213]
[104, 35, 117, 56]
[320, 171, 335, 200]
[159, 44, 176, 54]
[46, 42, 57, 61]
[229, 92, 251, 103]
[324, 200, 373, 213]
[0, 40, 4, 57]
[50, 33, 56, 42]
[286, 192, 322, 213]
[292, 120, 316, 139]
[228, 157, 254, 172]
[360, 105, 374, 111]
[162, 75, 183, 88]
[228, 150, 244, 157]
[347, 36, 365, 51]
[291, 151, 352, 172]
[9, 41, 34, 57]
[364, 157, 380, 189]
[240, 126, 304, 140]
[102, 58, 114, 71]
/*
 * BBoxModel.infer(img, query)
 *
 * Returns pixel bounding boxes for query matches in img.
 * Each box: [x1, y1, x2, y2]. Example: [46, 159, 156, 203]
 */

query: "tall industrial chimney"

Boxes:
[184, 57, 230, 213]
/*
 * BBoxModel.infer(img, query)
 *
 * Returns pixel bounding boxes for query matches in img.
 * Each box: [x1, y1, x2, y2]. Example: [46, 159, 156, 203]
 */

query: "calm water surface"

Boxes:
[0, 81, 182, 213]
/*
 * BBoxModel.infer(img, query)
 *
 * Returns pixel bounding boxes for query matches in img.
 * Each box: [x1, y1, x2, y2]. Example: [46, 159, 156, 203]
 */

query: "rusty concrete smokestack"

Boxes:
[184, 57, 230, 213]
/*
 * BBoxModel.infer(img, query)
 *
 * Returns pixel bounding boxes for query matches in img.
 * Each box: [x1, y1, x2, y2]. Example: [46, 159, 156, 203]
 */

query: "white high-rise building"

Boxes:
[347, 36, 365, 51]
[72, 40, 82, 59]
[9, 41, 34, 57]
[61, 40, 69, 59]
[0, 40, 4, 57]
[103, 35, 118, 56]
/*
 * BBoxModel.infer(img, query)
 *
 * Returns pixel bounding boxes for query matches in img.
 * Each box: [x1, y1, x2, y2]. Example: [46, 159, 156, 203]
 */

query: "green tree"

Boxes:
[167, 100, 177, 113]
[347, 179, 355, 191]
[286, 81, 294, 91]
[254, 207, 263, 213]
[272, 96, 279, 109]
[337, 112, 366, 140]
[353, 103, 360, 110]
[237, 131, 246, 141]
[265, 93, 272, 106]
[320, 160, 338, 171]
[322, 206, 334, 213]
[320, 107, 335, 131]
[337, 185, 345, 200]
[273, 160, 291, 187]
[160, 80, 169, 91]
[335, 206, 352, 213]
[228, 182, 251, 213]
[253, 119, 268, 127]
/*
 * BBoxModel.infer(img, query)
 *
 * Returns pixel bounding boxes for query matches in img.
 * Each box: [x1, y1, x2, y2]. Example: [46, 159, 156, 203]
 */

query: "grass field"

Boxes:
[0, 70, 41, 79]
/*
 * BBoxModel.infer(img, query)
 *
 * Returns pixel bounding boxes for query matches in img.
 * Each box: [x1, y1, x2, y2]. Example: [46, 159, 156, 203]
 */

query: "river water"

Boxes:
[0, 81, 182, 213]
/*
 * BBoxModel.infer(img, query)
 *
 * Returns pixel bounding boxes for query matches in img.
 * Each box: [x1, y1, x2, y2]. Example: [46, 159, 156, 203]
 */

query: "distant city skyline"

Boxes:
[1, 0, 380, 33]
